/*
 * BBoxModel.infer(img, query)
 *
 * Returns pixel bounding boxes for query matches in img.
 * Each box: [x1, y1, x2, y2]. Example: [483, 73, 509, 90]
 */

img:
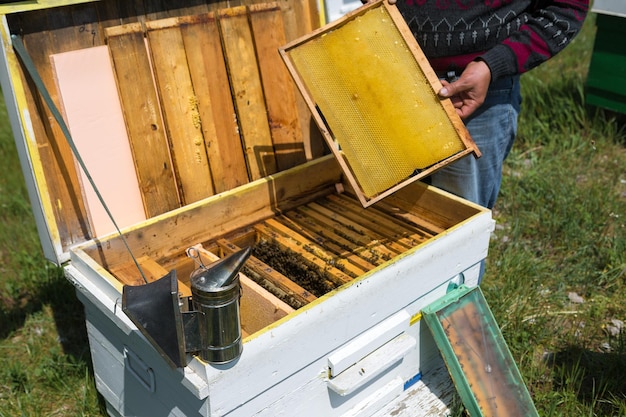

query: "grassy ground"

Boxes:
[0, 87, 104, 413]
[1, 10, 625, 417]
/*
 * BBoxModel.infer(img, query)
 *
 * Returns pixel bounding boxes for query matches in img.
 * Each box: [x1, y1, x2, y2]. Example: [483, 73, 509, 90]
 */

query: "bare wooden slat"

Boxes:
[274, 214, 375, 273]
[218, 6, 277, 180]
[106, 23, 180, 217]
[282, 209, 360, 257]
[264, 218, 365, 277]
[82, 156, 341, 271]
[179, 13, 250, 192]
[381, 182, 481, 231]
[283, 210, 376, 268]
[280, 0, 325, 160]
[373, 198, 447, 235]
[109, 256, 192, 298]
[146, 19, 215, 204]
[216, 239, 316, 308]
[143, 0, 210, 21]
[95, 0, 145, 28]
[321, 195, 430, 249]
[316, 198, 415, 251]
[282, 210, 383, 270]
[295, 204, 399, 264]
[249, 3, 306, 171]
[306, 202, 407, 255]
[254, 222, 353, 286]
[331, 193, 434, 240]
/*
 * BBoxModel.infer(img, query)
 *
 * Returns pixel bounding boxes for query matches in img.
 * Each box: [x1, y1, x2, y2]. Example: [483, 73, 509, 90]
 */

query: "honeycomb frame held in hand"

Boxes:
[279, 0, 480, 207]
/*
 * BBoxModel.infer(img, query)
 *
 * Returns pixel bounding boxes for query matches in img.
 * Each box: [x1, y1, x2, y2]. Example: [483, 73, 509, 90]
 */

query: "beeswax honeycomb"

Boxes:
[287, 5, 464, 197]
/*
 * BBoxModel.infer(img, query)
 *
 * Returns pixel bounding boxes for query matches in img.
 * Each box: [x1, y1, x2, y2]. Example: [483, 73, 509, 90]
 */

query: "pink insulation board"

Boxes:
[51, 45, 146, 237]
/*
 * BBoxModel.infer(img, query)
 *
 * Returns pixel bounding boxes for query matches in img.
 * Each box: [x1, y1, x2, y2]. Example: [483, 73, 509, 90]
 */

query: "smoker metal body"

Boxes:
[190, 265, 244, 365]
[0, 1, 495, 416]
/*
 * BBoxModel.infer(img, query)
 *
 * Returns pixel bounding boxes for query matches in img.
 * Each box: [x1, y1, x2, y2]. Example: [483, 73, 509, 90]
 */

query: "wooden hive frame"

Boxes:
[279, 0, 481, 207]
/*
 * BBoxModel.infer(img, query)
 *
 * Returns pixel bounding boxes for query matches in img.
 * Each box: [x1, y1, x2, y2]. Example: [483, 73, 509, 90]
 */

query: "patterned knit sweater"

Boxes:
[396, 0, 589, 81]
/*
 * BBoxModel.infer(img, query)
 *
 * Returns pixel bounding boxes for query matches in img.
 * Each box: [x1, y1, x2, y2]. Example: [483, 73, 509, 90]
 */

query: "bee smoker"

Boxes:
[122, 247, 251, 369]
[188, 248, 246, 364]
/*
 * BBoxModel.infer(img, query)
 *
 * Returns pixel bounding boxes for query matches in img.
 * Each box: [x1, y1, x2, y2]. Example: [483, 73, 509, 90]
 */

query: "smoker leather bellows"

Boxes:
[122, 248, 252, 368]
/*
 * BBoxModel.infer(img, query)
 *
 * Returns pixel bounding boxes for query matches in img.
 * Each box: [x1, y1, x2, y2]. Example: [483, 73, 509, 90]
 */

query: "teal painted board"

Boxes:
[422, 285, 539, 417]
[586, 14, 626, 114]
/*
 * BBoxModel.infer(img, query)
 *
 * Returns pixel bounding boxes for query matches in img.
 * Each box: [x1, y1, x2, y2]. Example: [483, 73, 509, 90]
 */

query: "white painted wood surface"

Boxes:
[65, 202, 493, 416]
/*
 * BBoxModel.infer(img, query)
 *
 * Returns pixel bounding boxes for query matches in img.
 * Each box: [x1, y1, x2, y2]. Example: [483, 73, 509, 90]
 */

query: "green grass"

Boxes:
[1, 11, 625, 417]
[482, 12, 626, 417]
[0, 82, 105, 414]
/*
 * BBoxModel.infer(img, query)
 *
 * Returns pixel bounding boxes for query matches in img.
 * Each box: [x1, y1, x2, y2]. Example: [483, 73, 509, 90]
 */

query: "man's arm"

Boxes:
[481, 0, 589, 82]
[440, 0, 589, 118]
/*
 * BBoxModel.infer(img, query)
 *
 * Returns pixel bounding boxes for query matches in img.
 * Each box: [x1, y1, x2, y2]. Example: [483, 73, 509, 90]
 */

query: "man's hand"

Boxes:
[438, 60, 491, 119]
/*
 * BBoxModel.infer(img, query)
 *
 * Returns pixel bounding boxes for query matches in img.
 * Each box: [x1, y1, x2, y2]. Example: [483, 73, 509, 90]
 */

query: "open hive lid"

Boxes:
[280, 0, 480, 207]
[0, 0, 321, 265]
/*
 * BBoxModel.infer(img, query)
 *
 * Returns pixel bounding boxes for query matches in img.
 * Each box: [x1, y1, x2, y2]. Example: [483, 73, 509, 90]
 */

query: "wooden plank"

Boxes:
[95, 0, 145, 29]
[321, 195, 431, 248]
[263, 218, 365, 277]
[374, 181, 480, 233]
[13, 8, 104, 247]
[273, 214, 375, 273]
[316, 198, 415, 252]
[254, 222, 353, 286]
[373, 198, 446, 236]
[109, 256, 192, 298]
[249, 3, 306, 171]
[240, 272, 294, 335]
[218, 6, 277, 180]
[294, 204, 398, 264]
[282, 209, 387, 267]
[143, 0, 210, 21]
[179, 13, 250, 192]
[331, 194, 434, 240]
[106, 23, 181, 217]
[146, 19, 215, 204]
[305, 202, 405, 255]
[216, 239, 317, 308]
[81, 156, 341, 271]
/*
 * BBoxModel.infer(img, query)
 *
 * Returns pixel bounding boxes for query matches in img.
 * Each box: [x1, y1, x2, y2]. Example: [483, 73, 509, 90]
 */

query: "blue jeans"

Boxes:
[430, 76, 522, 209]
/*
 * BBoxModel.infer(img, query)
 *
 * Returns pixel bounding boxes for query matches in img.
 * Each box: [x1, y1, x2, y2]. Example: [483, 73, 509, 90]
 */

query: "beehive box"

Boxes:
[586, 1, 626, 114]
[0, 0, 494, 416]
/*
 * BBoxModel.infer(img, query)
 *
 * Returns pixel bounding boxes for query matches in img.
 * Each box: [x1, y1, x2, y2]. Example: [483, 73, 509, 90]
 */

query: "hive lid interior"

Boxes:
[280, 0, 480, 207]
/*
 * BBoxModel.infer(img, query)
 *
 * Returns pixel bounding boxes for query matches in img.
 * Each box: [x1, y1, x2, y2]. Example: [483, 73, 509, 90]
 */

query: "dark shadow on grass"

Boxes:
[0, 263, 108, 413]
[37, 266, 91, 359]
[547, 344, 626, 415]
[0, 265, 89, 359]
